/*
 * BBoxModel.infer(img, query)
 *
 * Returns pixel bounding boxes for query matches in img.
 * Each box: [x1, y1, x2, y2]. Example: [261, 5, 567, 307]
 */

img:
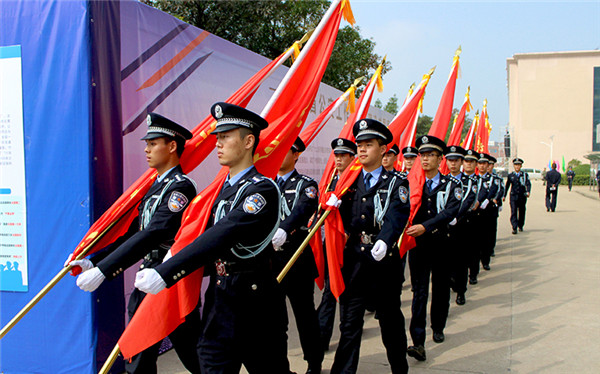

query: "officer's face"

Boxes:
[356, 139, 386, 170]
[477, 161, 488, 174]
[215, 129, 251, 167]
[487, 163, 495, 173]
[446, 158, 462, 174]
[280, 149, 300, 173]
[514, 163, 522, 172]
[382, 152, 398, 170]
[463, 159, 476, 174]
[334, 153, 354, 173]
[404, 156, 416, 171]
[419, 151, 442, 172]
[144, 138, 176, 171]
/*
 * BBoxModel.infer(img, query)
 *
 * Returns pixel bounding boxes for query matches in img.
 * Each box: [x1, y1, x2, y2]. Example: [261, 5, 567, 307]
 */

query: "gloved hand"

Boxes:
[272, 228, 287, 250]
[371, 240, 387, 262]
[325, 193, 342, 208]
[69, 258, 94, 276]
[480, 199, 489, 209]
[134, 269, 167, 294]
[163, 249, 172, 262]
[76, 267, 106, 292]
[449, 218, 457, 226]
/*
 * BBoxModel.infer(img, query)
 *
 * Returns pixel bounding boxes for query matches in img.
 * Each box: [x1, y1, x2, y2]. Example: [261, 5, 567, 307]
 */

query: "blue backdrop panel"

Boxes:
[0, 1, 95, 373]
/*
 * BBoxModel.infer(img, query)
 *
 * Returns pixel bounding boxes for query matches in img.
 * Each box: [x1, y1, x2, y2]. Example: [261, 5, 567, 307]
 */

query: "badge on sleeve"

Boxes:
[454, 187, 463, 201]
[243, 193, 266, 214]
[168, 191, 189, 212]
[399, 186, 409, 203]
[305, 186, 318, 199]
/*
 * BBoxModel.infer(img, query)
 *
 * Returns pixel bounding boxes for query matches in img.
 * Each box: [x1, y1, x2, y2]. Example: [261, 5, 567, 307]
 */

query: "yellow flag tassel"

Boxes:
[340, 0, 356, 25]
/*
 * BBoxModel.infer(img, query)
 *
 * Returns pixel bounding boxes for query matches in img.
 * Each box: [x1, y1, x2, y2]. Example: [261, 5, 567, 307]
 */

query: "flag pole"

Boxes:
[98, 344, 121, 374]
[0, 214, 127, 340]
[277, 209, 331, 283]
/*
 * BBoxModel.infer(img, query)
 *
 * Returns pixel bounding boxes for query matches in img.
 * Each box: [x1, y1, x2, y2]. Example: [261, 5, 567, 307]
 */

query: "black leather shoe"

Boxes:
[306, 365, 321, 374]
[518, 227, 523, 232]
[407, 345, 426, 361]
[483, 264, 490, 271]
[512, 229, 517, 235]
[432, 331, 445, 343]
[469, 276, 478, 285]
[456, 293, 466, 305]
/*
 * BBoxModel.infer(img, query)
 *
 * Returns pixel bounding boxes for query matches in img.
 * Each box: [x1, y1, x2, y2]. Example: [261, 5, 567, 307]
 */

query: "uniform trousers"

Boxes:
[546, 189, 558, 212]
[198, 270, 290, 374]
[331, 254, 408, 374]
[509, 196, 527, 230]
[449, 219, 470, 294]
[126, 288, 202, 374]
[481, 206, 498, 267]
[409, 234, 451, 345]
[468, 212, 483, 280]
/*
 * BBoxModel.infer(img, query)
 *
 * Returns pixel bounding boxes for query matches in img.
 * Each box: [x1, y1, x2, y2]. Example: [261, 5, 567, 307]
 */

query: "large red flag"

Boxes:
[440, 86, 472, 174]
[70, 41, 301, 270]
[118, 0, 351, 359]
[428, 46, 461, 141]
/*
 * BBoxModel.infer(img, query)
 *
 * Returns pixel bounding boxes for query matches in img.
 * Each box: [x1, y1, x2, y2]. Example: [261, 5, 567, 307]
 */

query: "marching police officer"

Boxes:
[382, 144, 400, 171]
[66, 113, 201, 374]
[272, 137, 323, 374]
[482, 155, 503, 267]
[504, 158, 531, 234]
[444, 146, 478, 305]
[401, 146, 418, 173]
[135, 103, 290, 374]
[316, 138, 356, 352]
[566, 166, 575, 191]
[328, 119, 410, 374]
[405, 135, 462, 361]
[545, 162, 561, 212]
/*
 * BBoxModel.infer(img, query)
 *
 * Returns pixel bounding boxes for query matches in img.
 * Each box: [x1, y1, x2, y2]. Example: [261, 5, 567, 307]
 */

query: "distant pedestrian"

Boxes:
[545, 163, 561, 212]
[596, 169, 600, 198]
[566, 166, 575, 191]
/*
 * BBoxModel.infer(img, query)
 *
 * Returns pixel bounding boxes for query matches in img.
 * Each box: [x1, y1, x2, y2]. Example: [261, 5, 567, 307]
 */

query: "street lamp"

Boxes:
[540, 135, 554, 165]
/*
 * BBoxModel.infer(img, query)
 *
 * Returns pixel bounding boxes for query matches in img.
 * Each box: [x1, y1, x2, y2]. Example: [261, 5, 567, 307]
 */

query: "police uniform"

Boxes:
[566, 169, 575, 191]
[545, 166, 561, 212]
[93, 113, 201, 374]
[504, 158, 531, 233]
[274, 137, 323, 373]
[479, 155, 503, 269]
[401, 146, 418, 174]
[407, 135, 461, 360]
[317, 138, 356, 352]
[330, 119, 410, 374]
[384, 144, 400, 171]
[444, 146, 478, 304]
[152, 103, 290, 374]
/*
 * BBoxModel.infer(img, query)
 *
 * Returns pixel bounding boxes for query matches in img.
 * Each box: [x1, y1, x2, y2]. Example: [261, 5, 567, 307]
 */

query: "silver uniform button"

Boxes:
[217, 280, 221, 285]
[362, 198, 367, 202]
[251, 284, 258, 291]
[181, 270, 185, 275]
[177, 272, 181, 277]
[361, 247, 365, 251]
[173, 275, 177, 280]
[361, 215, 365, 219]
[140, 264, 144, 269]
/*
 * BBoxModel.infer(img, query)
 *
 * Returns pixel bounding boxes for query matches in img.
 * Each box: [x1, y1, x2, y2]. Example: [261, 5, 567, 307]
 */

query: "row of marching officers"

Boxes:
[65, 104, 505, 374]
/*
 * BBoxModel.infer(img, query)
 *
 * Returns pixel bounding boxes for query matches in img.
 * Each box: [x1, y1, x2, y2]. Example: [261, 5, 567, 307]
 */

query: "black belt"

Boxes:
[214, 258, 269, 277]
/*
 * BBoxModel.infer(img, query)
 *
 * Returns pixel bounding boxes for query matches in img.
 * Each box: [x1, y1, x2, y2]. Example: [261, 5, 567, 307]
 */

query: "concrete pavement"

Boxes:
[157, 180, 600, 373]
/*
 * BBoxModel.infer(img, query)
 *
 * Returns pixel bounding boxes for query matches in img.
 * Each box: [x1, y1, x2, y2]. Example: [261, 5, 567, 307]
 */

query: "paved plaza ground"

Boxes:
[158, 181, 600, 373]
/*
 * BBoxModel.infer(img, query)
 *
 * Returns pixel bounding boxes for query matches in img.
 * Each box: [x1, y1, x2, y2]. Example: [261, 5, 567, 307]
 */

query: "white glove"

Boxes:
[76, 267, 106, 292]
[325, 193, 342, 208]
[163, 249, 173, 263]
[272, 228, 287, 250]
[135, 269, 167, 294]
[480, 199, 489, 209]
[449, 218, 457, 226]
[371, 240, 387, 262]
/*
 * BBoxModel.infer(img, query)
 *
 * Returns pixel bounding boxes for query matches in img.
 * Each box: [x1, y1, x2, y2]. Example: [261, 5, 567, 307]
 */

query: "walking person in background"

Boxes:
[545, 163, 561, 212]
[504, 158, 531, 235]
[566, 166, 575, 191]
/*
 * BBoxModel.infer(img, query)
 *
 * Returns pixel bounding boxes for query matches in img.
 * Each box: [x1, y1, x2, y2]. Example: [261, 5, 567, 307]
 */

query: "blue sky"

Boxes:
[349, 0, 600, 142]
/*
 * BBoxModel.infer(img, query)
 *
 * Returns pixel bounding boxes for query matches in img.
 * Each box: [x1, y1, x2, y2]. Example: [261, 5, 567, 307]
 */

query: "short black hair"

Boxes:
[238, 127, 259, 155]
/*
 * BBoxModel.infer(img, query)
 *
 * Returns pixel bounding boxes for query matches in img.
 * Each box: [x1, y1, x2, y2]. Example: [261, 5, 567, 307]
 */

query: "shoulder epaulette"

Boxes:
[299, 174, 315, 182]
[446, 175, 460, 185]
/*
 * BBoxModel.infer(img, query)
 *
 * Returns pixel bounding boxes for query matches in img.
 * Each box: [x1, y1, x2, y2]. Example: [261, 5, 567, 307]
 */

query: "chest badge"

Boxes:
[399, 186, 409, 203]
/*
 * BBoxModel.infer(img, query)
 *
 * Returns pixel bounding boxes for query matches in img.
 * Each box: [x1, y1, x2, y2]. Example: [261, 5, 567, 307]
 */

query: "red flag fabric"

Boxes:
[70, 46, 295, 270]
[462, 110, 479, 150]
[475, 100, 490, 154]
[428, 48, 461, 141]
[440, 87, 472, 174]
[119, 0, 349, 359]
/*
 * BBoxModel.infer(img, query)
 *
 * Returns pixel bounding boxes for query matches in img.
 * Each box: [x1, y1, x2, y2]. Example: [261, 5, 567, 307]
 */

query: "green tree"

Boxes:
[415, 115, 433, 138]
[143, 0, 391, 92]
[568, 159, 582, 168]
[373, 98, 383, 109]
[383, 95, 399, 114]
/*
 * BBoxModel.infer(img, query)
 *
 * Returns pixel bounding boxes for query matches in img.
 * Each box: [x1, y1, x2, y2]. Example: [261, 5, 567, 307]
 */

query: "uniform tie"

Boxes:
[426, 179, 433, 193]
[277, 177, 285, 190]
[364, 173, 372, 190]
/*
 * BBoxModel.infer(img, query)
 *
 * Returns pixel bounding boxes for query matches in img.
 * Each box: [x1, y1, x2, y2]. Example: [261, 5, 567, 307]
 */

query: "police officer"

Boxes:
[401, 146, 418, 173]
[328, 119, 410, 374]
[483, 155, 503, 267]
[463, 150, 487, 286]
[134, 103, 290, 374]
[382, 144, 400, 171]
[545, 162, 561, 212]
[444, 146, 478, 305]
[566, 166, 575, 191]
[405, 135, 461, 361]
[66, 113, 201, 374]
[504, 158, 531, 234]
[272, 137, 323, 374]
[316, 138, 356, 352]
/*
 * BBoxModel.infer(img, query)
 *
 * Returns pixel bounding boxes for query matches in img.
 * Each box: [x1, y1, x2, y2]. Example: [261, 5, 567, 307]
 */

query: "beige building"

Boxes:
[506, 50, 600, 171]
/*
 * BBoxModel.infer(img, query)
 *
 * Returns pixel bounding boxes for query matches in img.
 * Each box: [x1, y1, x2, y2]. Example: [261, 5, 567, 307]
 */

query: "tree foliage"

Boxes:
[383, 94, 399, 114]
[142, 0, 391, 92]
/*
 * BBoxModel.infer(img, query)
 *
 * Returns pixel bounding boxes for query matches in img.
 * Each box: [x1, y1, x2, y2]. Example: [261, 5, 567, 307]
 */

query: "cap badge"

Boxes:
[451, 146, 456, 152]
[337, 139, 344, 146]
[214, 105, 223, 119]
[359, 120, 367, 130]
[422, 136, 429, 144]
[146, 114, 152, 126]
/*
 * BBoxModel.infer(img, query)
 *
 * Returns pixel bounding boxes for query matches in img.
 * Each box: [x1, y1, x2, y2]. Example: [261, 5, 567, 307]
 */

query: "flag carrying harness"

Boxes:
[374, 175, 398, 226]
[280, 178, 305, 220]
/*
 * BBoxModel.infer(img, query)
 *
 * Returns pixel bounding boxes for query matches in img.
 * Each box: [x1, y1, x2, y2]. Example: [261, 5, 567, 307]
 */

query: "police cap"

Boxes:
[291, 137, 306, 153]
[331, 138, 357, 155]
[211, 102, 268, 134]
[386, 144, 400, 155]
[488, 155, 497, 163]
[478, 153, 491, 163]
[512, 157, 524, 165]
[352, 119, 393, 144]
[416, 135, 447, 154]
[141, 113, 193, 142]
[445, 145, 466, 160]
[402, 146, 418, 158]
[464, 149, 480, 161]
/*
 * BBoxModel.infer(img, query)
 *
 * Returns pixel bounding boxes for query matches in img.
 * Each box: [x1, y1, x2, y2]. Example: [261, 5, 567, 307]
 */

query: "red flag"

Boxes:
[475, 99, 490, 154]
[440, 86, 472, 174]
[462, 110, 479, 150]
[119, 0, 350, 359]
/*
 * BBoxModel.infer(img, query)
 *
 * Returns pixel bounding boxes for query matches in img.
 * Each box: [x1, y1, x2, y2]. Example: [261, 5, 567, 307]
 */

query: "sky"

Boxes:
[348, 0, 600, 142]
